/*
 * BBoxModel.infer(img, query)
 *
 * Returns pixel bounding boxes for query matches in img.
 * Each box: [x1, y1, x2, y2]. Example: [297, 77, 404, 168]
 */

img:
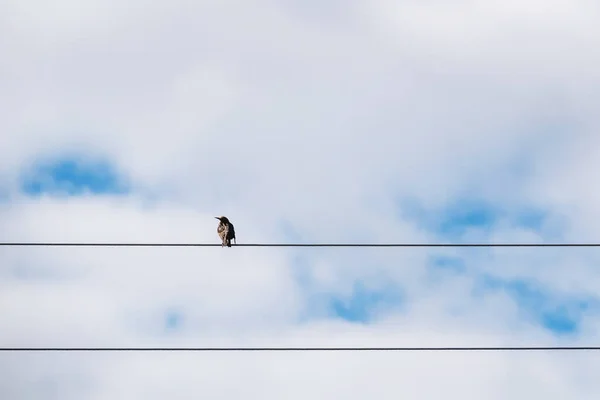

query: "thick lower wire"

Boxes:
[1, 243, 600, 247]
[2, 346, 600, 352]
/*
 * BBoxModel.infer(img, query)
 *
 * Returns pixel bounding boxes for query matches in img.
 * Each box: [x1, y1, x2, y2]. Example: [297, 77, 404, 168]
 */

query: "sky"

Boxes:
[1, 0, 600, 398]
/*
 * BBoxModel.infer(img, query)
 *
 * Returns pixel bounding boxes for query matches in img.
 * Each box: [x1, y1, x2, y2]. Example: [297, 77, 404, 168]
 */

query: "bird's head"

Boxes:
[215, 216, 229, 223]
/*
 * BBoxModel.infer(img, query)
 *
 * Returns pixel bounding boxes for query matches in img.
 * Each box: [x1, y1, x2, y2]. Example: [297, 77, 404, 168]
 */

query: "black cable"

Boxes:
[2, 346, 599, 352]
[1, 243, 599, 247]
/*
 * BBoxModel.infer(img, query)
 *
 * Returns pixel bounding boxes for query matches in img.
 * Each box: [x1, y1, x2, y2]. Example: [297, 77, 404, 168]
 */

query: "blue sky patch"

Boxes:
[397, 195, 558, 241]
[474, 275, 595, 335]
[428, 254, 467, 274]
[437, 199, 499, 236]
[164, 309, 184, 331]
[513, 208, 548, 231]
[20, 155, 130, 197]
[328, 281, 403, 323]
[542, 308, 578, 334]
[505, 279, 592, 335]
[396, 196, 500, 239]
[287, 248, 406, 324]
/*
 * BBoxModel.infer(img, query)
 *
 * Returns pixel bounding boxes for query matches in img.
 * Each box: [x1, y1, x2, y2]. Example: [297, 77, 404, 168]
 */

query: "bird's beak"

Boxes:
[214, 217, 220, 220]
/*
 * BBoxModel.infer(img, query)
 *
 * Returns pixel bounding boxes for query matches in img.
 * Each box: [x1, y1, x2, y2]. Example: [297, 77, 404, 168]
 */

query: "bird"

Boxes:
[215, 216, 236, 247]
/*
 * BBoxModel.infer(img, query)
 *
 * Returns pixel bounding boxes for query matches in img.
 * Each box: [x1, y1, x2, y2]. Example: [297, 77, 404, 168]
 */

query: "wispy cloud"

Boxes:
[2, 0, 600, 398]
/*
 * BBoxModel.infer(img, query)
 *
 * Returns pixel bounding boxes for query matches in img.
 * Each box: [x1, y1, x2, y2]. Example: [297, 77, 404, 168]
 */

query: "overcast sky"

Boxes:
[2, 0, 600, 398]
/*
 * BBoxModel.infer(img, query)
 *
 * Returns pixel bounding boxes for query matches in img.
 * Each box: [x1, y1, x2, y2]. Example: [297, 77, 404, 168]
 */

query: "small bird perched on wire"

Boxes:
[215, 216, 236, 247]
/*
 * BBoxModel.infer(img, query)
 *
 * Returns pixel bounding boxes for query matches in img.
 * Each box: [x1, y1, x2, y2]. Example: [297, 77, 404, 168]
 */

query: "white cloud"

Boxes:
[2, 0, 600, 398]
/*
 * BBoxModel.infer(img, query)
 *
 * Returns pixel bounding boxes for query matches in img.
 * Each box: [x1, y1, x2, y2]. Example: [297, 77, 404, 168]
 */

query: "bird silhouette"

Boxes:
[215, 216, 236, 247]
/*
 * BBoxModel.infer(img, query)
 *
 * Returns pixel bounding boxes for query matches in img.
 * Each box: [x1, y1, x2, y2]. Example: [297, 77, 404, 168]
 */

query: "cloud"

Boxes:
[2, 0, 600, 398]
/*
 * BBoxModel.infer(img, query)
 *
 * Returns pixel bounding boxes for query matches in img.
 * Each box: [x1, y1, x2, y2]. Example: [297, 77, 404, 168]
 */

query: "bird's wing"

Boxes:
[217, 223, 228, 238]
